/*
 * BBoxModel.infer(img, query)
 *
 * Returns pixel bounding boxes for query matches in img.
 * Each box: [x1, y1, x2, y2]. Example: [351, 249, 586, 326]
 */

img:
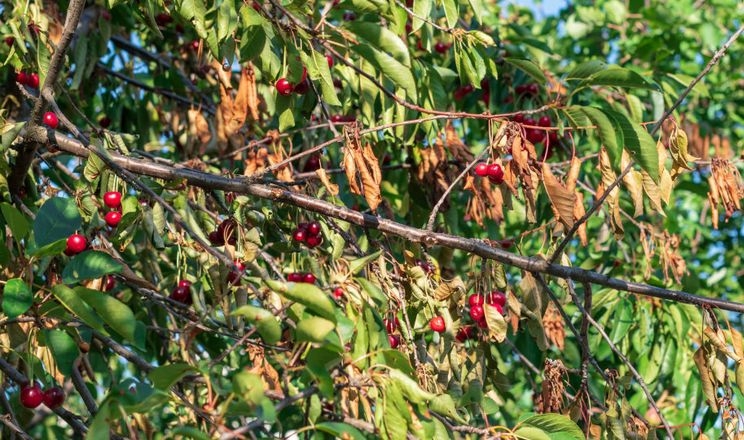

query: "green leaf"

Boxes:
[389, 368, 435, 404]
[2, 278, 33, 319]
[467, 0, 484, 24]
[604, 109, 659, 182]
[303, 50, 341, 107]
[52, 285, 107, 333]
[76, 287, 141, 348]
[62, 251, 123, 284]
[85, 400, 111, 440]
[442, 0, 458, 29]
[577, 106, 623, 171]
[352, 44, 417, 99]
[411, 0, 433, 32]
[504, 58, 546, 85]
[232, 371, 264, 406]
[0, 203, 29, 239]
[217, 0, 238, 42]
[266, 280, 337, 322]
[566, 60, 608, 80]
[232, 305, 282, 343]
[315, 422, 367, 440]
[33, 197, 82, 248]
[516, 414, 584, 440]
[348, 250, 382, 275]
[1, 121, 26, 152]
[45, 330, 79, 377]
[429, 394, 465, 423]
[578, 66, 658, 91]
[149, 363, 196, 390]
[346, 22, 411, 67]
[296, 316, 336, 343]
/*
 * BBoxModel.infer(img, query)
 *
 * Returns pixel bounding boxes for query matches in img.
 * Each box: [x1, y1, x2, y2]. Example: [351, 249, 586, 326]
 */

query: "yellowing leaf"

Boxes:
[542, 162, 576, 230]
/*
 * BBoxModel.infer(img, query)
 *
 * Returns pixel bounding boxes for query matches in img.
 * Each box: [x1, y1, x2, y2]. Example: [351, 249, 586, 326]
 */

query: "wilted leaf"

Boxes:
[621, 150, 644, 217]
[542, 162, 576, 230]
[343, 123, 382, 211]
[315, 168, 339, 196]
[693, 346, 719, 412]
[484, 303, 507, 342]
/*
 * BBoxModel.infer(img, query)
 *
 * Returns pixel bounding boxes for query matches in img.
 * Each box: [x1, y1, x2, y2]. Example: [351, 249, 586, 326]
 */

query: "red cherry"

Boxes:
[293, 229, 307, 243]
[538, 116, 551, 127]
[208, 230, 225, 246]
[456, 325, 475, 342]
[477, 318, 489, 328]
[523, 117, 536, 126]
[28, 73, 39, 89]
[468, 294, 484, 308]
[4, 36, 14, 46]
[28, 23, 40, 37]
[384, 317, 399, 333]
[429, 316, 446, 333]
[332, 287, 344, 299]
[104, 211, 122, 227]
[102, 275, 116, 292]
[302, 273, 316, 284]
[101, 10, 112, 21]
[515, 84, 527, 95]
[526, 128, 545, 145]
[305, 235, 323, 248]
[474, 163, 489, 177]
[103, 191, 122, 208]
[527, 83, 539, 95]
[43, 386, 65, 409]
[287, 273, 303, 282]
[43, 112, 59, 129]
[434, 41, 448, 54]
[388, 334, 400, 348]
[65, 234, 87, 255]
[99, 116, 111, 128]
[20, 384, 44, 409]
[487, 291, 507, 307]
[326, 55, 334, 68]
[306, 222, 321, 237]
[303, 155, 321, 172]
[178, 280, 192, 288]
[343, 11, 356, 21]
[170, 285, 192, 304]
[469, 304, 485, 322]
[227, 261, 246, 285]
[190, 40, 200, 51]
[487, 164, 504, 184]
[155, 13, 172, 27]
[293, 80, 309, 95]
[512, 114, 525, 123]
[15, 71, 28, 85]
[275, 78, 293, 96]
[252, 1, 261, 11]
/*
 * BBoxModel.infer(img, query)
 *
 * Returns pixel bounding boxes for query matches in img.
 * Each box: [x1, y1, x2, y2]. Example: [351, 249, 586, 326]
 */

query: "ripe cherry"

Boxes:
[208, 230, 224, 246]
[469, 304, 485, 322]
[468, 294, 484, 308]
[303, 273, 316, 284]
[305, 235, 323, 248]
[287, 272, 303, 282]
[4, 36, 14, 46]
[303, 154, 321, 172]
[487, 164, 504, 184]
[293, 80, 309, 95]
[388, 334, 400, 348]
[227, 261, 246, 285]
[434, 41, 449, 54]
[538, 116, 551, 127]
[306, 221, 321, 237]
[178, 280, 192, 288]
[155, 13, 172, 27]
[28, 73, 39, 89]
[43, 112, 59, 129]
[488, 302, 505, 315]
[326, 54, 334, 68]
[15, 71, 28, 85]
[384, 317, 399, 333]
[99, 116, 111, 128]
[65, 234, 87, 255]
[332, 287, 344, 299]
[102, 275, 116, 292]
[275, 78, 293, 96]
[523, 117, 536, 126]
[104, 211, 122, 227]
[20, 383, 44, 409]
[103, 191, 122, 209]
[429, 316, 446, 333]
[43, 386, 65, 409]
[526, 128, 545, 145]
[527, 83, 539, 95]
[170, 285, 192, 304]
[474, 163, 489, 177]
[512, 114, 525, 123]
[487, 290, 507, 308]
[292, 229, 306, 243]
[456, 325, 475, 342]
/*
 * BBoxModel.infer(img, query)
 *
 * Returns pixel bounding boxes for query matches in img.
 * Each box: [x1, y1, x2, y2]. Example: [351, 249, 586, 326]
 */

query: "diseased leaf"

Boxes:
[342, 124, 383, 211]
[621, 150, 645, 217]
[484, 302, 507, 342]
[542, 162, 576, 230]
[693, 346, 719, 412]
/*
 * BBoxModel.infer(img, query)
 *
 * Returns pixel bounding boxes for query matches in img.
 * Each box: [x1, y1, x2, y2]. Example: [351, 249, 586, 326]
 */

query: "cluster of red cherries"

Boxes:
[18, 382, 65, 410]
[513, 114, 557, 146]
[457, 291, 507, 342]
[384, 316, 402, 348]
[292, 221, 323, 248]
[15, 71, 40, 89]
[473, 162, 505, 184]
[102, 191, 123, 228]
[287, 272, 317, 284]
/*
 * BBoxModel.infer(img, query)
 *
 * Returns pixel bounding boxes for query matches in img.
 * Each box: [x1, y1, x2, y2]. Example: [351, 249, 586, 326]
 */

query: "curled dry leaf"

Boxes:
[187, 108, 214, 156]
[315, 168, 339, 196]
[598, 147, 624, 237]
[540, 359, 566, 414]
[542, 301, 565, 350]
[541, 162, 576, 230]
[343, 123, 382, 211]
[246, 345, 284, 397]
[432, 276, 465, 301]
[707, 157, 744, 229]
[216, 66, 256, 154]
[621, 149, 645, 218]
[668, 124, 697, 174]
[463, 172, 506, 226]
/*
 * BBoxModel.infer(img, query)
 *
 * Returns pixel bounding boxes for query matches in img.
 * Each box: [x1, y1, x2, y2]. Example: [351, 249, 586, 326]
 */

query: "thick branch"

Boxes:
[19, 127, 744, 313]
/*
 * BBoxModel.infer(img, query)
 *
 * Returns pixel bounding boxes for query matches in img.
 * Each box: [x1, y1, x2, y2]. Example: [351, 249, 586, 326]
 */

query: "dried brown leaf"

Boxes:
[543, 302, 565, 350]
[573, 191, 587, 246]
[315, 168, 339, 196]
[542, 162, 576, 230]
[641, 170, 665, 216]
[693, 346, 719, 412]
[343, 125, 382, 211]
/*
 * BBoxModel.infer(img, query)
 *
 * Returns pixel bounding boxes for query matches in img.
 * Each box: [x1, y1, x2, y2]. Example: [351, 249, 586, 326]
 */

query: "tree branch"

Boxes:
[19, 126, 744, 314]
